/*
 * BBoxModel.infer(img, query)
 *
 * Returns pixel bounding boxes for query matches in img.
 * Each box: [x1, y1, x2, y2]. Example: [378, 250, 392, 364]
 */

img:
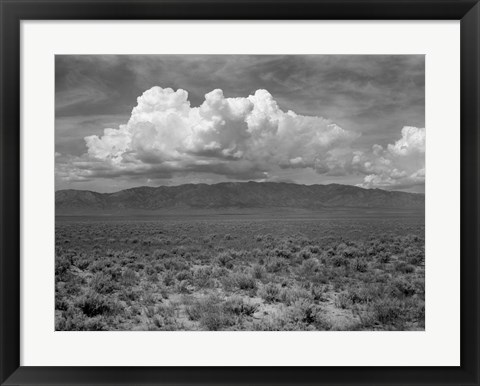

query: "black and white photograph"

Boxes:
[55, 55, 425, 331]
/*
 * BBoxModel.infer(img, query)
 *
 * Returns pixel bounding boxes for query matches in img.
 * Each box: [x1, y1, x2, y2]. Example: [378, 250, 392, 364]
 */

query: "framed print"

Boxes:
[0, 0, 479, 385]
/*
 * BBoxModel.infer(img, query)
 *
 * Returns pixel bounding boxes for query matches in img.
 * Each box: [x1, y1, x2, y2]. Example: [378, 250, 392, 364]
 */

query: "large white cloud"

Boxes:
[77, 86, 359, 180]
[57, 86, 425, 190]
[353, 126, 425, 189]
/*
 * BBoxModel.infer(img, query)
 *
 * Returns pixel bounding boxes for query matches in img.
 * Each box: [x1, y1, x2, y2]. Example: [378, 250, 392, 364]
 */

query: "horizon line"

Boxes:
[55, 181, 425, 195]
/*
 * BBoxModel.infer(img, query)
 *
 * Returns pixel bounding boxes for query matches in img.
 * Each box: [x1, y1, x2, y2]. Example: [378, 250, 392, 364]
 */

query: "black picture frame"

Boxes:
[1, 0, 479, 385]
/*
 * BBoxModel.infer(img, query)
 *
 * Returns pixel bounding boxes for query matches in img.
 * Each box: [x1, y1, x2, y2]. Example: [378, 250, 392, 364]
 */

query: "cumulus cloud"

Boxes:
[353, 126, 425, 189]
[63, 86, 359, 182]
[56, 86, 425, 191]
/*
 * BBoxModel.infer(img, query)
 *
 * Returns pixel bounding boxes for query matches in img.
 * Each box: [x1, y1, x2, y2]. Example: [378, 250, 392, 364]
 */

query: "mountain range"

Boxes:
[55, 182, 424, 214]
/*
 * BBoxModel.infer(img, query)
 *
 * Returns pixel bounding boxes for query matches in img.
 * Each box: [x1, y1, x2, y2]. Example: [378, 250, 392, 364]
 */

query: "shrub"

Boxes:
[55, 254, 73, 282]
[287, 300, 331, 329]
[371, 298, 404, 326]
[298, 258, 321, 276]
[335, 293, 351, 309]
[84, 316, 110, 331]
[186, 295, 220, 321]
[185, 295, 235, 331]
[146, 264, 157, 277]
[377, 252, 390, 264]
[395, 261, 416, 274]
[297, 248, 313, 260]
[90, 272, 118, 294]
[342, 246, 361, 259]
[193, 267, 214, 289]
[351, 258, 368, 273]
[220, 274, 238, 292]
[176, 280, 191, 294]
[215, 251, 234, 269]
[274, 248, 295, 259]
[223, 297, 259, 317]
[73, 254, 91, 270]
[260, 283, 281, 303]
[163, 270, 175, 287]
[157, 302, 176, 318]
[201, 311, 235, 331]
[176, 269, 192, 282]
[76, 291, 116, 317]
[90, 259, 111, 273]
[331, 255, 348, 268]
[310, 284, 326, 302]
[280, 286, 311, 306]
[346, 284, 380, 304]
[235, 273, 257, 291]
[391, 277, 416, 297]
[406, 253, 424, 266]
[153, 249, 169, 259]
[55, 297, 69, 311]
[265, 256, 288, 273]
[121, 268, 138, 286]
[251, 264, 266, 279]
[172, 246, 188, 257]
[162, 257, 188, 271]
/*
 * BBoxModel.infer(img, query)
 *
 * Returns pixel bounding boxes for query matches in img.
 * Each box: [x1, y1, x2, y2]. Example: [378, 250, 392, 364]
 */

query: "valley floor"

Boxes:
[55, 211, 425, 331]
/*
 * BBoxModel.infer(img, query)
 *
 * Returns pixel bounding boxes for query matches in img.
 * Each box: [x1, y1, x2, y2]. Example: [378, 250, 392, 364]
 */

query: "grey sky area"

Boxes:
[55, 55, 425, 193]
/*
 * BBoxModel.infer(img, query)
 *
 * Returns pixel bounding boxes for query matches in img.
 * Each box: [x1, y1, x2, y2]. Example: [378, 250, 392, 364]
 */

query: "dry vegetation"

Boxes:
[55, 212, 425, 331]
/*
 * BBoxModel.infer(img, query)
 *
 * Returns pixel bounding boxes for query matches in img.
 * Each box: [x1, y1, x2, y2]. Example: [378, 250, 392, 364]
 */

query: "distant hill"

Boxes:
[55, 182, 424, 215]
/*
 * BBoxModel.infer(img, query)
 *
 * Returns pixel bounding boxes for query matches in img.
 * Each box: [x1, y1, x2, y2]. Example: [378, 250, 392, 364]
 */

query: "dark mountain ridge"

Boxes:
[56, 182, 424, 214]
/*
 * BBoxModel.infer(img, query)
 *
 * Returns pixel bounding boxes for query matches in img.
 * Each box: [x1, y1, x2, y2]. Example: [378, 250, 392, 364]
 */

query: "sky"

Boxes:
[55, 55, 425, 193]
